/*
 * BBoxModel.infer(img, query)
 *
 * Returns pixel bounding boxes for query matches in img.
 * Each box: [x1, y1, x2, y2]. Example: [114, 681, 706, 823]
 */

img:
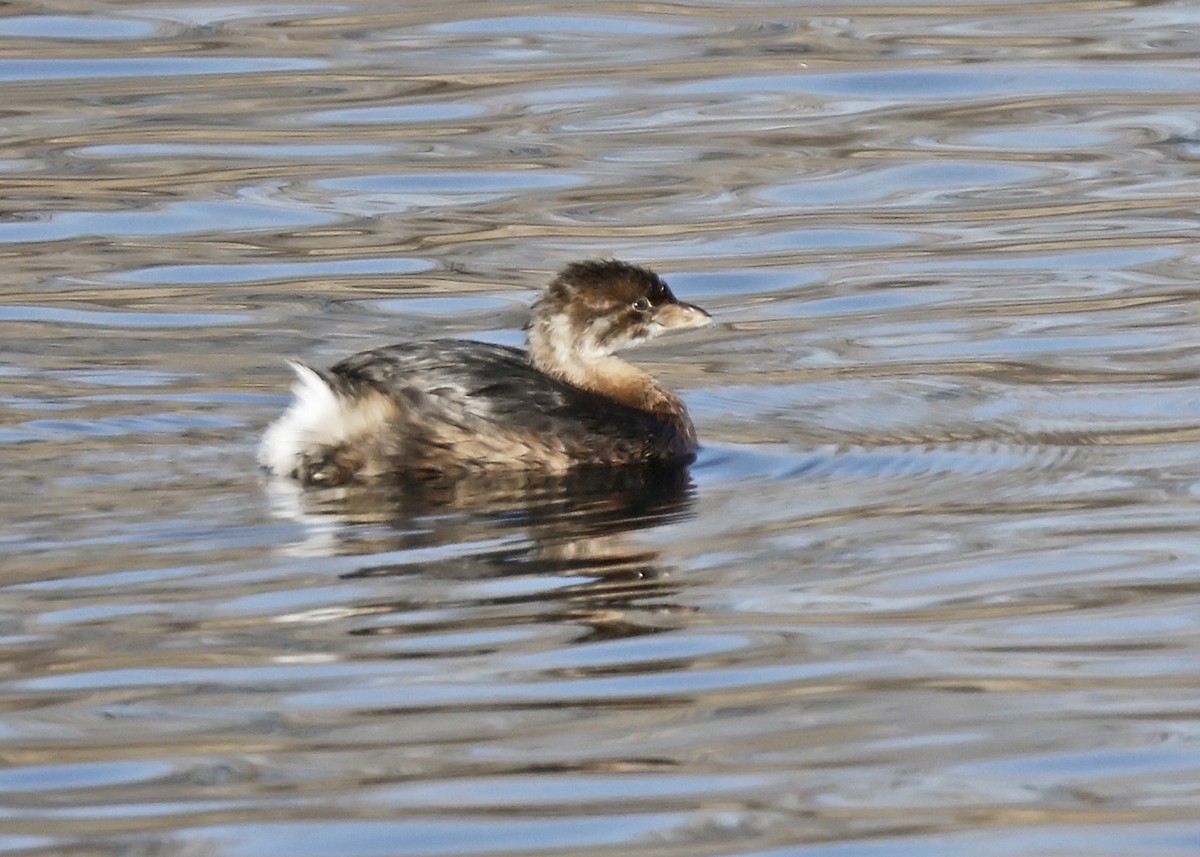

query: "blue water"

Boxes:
[3, 2, 1200, 856]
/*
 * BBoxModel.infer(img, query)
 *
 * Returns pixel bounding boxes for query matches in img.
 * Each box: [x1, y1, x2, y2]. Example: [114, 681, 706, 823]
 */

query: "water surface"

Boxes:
[4, 2, 1200, 855]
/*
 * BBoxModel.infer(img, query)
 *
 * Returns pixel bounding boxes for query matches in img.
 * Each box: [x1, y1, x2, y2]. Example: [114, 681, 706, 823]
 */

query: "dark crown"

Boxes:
[553, 259, 673, 306]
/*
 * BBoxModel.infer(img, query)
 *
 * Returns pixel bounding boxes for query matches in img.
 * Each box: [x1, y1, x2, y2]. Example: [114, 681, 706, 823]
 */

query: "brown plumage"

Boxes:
[259, 260, 712, 485]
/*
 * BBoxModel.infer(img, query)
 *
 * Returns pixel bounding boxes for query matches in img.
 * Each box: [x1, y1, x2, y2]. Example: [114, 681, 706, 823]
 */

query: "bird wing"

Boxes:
[329, 341, 679, 463]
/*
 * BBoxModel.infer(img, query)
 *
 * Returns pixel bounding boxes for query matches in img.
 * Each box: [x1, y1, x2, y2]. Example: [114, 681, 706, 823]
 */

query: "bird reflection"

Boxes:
[264, 465, 697, 643]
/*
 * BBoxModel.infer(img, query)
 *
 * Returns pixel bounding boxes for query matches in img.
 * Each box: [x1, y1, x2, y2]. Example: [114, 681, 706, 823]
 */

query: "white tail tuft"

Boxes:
[258, 362, 348, 477]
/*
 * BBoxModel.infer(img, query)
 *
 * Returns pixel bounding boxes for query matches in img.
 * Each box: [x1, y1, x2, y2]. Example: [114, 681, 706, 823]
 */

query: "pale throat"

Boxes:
[527, 315, 677, 415]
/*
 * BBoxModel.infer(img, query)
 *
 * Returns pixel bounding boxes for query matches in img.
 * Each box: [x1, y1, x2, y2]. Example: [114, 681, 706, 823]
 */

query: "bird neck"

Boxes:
[527, 315, 679, 416]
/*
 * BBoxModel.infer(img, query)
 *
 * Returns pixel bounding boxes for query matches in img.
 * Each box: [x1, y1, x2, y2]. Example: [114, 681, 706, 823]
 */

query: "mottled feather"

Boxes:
[259, 260, 710, 485]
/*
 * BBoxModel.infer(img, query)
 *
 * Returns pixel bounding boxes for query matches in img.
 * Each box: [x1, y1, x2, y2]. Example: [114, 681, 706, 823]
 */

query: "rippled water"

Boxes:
[4, 2, 1200, 855]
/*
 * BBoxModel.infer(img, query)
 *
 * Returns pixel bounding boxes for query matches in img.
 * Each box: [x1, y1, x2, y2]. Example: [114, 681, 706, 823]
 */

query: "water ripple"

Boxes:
[0, 57, 324, 81]
[3, 3, 1200, 857]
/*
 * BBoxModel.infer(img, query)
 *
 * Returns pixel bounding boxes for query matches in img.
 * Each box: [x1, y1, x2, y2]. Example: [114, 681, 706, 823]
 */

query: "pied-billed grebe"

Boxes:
[259, 259, 712, 485]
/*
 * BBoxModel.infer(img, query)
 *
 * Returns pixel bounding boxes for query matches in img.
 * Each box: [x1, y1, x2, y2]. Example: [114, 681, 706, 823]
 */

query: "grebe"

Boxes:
[259, 260, 712, 485]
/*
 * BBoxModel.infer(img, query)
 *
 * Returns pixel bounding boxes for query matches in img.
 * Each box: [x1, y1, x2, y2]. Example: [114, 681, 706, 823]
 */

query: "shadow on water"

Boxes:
[265, 464, 698, 641]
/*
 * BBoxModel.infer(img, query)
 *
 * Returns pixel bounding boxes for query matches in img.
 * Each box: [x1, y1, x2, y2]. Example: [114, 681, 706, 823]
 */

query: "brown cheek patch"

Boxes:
[567, 300, 595, 333]
[597, 310, 647, 347]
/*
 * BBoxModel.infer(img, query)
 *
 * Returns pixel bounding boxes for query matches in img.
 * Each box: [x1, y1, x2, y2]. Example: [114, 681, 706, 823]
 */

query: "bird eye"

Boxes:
[631, 297, 651, 312]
